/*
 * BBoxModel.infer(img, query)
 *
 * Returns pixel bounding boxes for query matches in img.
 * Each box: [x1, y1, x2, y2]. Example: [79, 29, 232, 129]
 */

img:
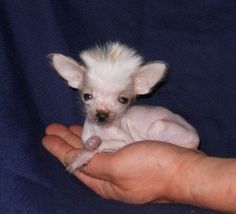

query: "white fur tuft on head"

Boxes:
[80, 42, 143, 68]
[80, 42, 144, 92]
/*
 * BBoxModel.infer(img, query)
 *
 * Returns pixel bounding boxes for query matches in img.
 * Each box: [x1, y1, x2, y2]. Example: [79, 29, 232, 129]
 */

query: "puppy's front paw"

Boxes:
[66, 149, 97, 173]
[84, 135, 102, 151]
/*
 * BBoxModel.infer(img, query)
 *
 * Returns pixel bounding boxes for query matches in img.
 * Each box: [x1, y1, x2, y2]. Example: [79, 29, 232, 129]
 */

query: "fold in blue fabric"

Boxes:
[1, 1, 235, 213]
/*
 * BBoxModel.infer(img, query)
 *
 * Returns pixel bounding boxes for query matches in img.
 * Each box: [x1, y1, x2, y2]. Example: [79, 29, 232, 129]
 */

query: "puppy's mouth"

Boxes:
[96, 120, 107, 125]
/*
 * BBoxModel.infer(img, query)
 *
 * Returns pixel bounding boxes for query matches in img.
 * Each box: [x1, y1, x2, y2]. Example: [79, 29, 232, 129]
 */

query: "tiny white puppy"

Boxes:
[49, 42, 199, 172]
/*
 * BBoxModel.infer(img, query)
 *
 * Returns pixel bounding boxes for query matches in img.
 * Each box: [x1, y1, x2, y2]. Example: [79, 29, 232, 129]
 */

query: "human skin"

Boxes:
[42, 124, 236, 213]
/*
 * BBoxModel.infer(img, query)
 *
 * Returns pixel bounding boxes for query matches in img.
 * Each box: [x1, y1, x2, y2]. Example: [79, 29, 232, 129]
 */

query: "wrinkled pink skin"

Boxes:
[67, 105, 199, 172]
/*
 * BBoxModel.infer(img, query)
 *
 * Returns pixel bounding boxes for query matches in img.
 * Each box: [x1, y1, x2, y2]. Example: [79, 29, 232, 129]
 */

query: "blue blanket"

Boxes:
[1, 1, 235, 213]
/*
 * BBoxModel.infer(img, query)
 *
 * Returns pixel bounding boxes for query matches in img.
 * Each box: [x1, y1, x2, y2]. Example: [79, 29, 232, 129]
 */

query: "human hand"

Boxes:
[42, 123, 204, 204]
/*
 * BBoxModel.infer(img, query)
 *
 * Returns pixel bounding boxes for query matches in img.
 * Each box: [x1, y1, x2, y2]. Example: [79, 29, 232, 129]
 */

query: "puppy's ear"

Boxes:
[134, 61, 167, 95]
[48, 54, 85, 89]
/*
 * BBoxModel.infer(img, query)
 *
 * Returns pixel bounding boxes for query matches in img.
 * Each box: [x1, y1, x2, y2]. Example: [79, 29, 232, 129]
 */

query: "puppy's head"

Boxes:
[49, 42, 167, 125]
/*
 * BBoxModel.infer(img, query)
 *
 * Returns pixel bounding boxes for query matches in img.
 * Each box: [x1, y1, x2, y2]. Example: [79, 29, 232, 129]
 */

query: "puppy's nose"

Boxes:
[96, 111, 109, 124]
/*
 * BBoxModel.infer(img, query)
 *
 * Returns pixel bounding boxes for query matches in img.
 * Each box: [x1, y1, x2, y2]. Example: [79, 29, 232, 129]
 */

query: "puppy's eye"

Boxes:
[118, 96, 129, 104]
[83, 93, 92, 101]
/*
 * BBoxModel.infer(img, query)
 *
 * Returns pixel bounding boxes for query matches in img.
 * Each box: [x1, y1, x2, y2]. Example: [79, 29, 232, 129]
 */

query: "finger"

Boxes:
[46, 123, 83, 149]
[69, 125, 83, 137]
[45, 123, 66, 135]
[42, 135, 80, 167]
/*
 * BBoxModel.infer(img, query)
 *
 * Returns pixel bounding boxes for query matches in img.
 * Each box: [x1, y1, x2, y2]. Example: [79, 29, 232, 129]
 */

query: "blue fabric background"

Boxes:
[1, 1, 235, 213]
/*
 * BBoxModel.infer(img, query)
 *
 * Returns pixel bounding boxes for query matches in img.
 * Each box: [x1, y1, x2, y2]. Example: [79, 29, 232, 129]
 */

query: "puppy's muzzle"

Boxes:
[96, 111, 109, 124]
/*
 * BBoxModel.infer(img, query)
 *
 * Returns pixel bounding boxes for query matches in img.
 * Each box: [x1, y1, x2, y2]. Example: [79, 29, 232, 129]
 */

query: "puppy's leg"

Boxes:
[66, 136, 101, 172]
[66, 149, 97, 173]
[67, 139, 128, 172]
[147, 119, 199, 149]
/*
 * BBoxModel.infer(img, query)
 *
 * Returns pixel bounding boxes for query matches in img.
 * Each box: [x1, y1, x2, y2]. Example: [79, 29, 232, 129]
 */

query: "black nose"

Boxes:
[96, 112, 108, 124]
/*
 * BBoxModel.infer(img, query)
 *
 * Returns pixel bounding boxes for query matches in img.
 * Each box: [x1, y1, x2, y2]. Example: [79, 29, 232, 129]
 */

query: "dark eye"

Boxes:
[83, 93, 92, 101]
[118, 96, 129, 104]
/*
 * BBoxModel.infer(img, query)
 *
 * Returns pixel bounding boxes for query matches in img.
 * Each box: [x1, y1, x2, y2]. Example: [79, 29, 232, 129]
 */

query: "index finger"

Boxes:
[45, 123, 83, 149]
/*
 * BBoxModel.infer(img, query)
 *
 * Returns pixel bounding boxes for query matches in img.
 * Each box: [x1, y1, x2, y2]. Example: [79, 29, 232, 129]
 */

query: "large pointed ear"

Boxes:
[134, 61, 168, 95]
[48, 54, 85, 89]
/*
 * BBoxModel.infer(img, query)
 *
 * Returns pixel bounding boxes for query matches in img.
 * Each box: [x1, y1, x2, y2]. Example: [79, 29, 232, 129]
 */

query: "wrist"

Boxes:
[167, 151, 236, 212]
[165, 149, 206, 204]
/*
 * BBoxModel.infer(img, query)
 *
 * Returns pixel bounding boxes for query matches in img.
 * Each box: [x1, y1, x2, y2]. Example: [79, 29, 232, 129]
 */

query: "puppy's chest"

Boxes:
[82, 119, 133, 144]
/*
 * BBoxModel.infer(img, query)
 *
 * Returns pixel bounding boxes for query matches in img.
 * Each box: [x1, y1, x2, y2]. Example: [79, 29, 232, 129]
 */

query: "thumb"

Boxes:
[79, 152, 116, 181]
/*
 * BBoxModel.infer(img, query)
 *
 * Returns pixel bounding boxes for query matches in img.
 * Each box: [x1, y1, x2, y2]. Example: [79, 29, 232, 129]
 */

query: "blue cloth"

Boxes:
[1, 1, 235, 213]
